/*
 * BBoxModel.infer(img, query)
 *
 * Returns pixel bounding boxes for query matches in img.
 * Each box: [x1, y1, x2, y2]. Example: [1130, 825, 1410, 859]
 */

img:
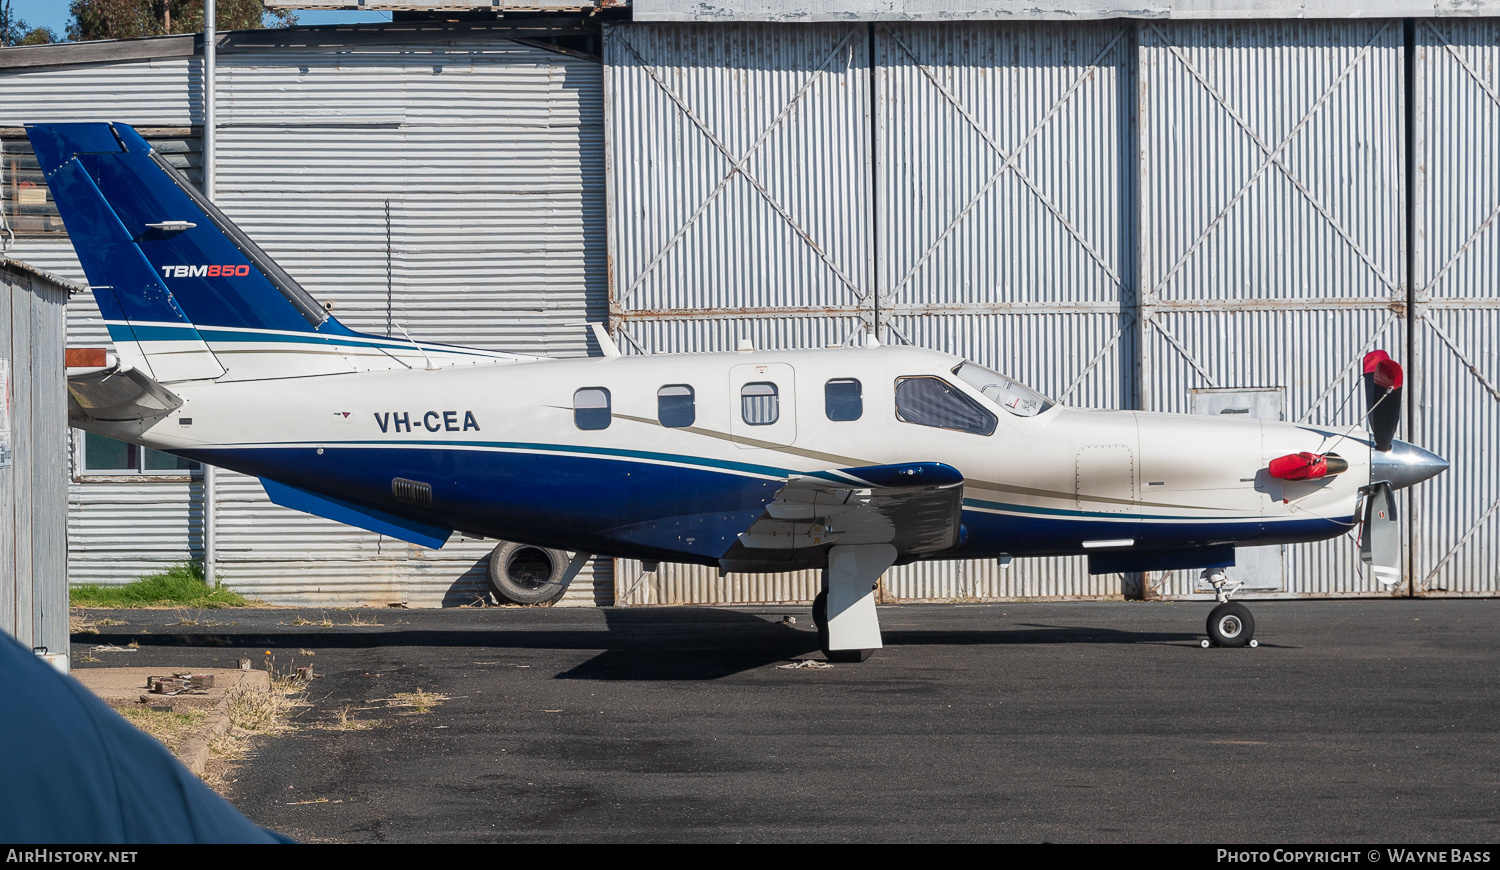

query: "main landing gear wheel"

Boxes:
[1206, 601, 1256, 648]
[812, 591, 874, 663]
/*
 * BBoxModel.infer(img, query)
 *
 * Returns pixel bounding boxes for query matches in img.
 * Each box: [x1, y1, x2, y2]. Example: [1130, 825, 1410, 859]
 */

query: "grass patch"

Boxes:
[387, 689, 447, 714]
[70, 563, 254, 609]
[117, 707, 207, 753]
[329, 705, 378, 731]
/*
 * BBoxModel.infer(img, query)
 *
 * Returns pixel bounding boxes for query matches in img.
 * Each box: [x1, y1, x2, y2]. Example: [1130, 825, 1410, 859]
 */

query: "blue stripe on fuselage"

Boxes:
[107, 322, 505, 359]
[178, 442, 1353, 563]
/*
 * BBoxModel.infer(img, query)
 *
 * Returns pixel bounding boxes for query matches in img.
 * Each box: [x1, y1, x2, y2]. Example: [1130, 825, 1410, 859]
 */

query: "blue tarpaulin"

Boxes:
[0, 631, 289, 843]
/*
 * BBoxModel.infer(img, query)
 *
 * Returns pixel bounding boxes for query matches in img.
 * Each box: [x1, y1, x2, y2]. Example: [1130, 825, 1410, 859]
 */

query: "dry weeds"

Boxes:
[386, 689, 448, 714]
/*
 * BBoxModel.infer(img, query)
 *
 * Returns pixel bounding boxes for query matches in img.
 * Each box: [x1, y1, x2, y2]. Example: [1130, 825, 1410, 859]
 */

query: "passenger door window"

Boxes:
[740, 382, 779, 426]
[729, 363, 797, 448]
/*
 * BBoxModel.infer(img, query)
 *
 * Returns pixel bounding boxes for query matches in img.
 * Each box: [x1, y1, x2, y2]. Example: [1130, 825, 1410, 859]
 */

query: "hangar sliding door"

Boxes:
[1411, 20, 1500, 596]
[874, 22, 1135, 600]
[606, 22, 874, 604]
[604, 23, 874, 355]
[1138, 21, 1407, 599]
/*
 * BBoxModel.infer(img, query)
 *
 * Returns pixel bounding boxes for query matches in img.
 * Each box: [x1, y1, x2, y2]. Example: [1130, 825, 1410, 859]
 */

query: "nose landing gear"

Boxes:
[1200, 569, 1259, 649]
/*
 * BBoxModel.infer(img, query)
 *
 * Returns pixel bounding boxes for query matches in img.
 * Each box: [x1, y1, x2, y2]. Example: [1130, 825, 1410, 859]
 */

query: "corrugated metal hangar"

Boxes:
[1, 0, 1496, 607]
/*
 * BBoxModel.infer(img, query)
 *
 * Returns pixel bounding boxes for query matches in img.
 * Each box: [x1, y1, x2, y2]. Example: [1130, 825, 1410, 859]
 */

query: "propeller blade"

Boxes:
[1362, 351, 1403, 452]
[1359, 481, 1401, 587]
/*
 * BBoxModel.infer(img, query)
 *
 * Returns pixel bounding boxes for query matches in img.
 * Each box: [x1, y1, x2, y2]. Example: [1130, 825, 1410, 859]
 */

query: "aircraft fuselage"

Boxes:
[81, 344, 1368, 572]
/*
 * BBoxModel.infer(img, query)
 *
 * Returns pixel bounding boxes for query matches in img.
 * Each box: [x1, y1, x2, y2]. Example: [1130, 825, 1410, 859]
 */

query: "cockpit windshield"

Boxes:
[953, 362, 1054, 418]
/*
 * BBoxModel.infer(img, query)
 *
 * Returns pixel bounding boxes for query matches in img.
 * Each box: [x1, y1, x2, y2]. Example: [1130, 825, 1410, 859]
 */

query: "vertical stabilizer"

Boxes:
[28, 122, 529, 382]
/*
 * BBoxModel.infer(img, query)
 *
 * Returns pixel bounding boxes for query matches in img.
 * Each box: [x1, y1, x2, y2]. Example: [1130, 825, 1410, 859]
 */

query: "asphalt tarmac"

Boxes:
[72, 599, 1500, 843]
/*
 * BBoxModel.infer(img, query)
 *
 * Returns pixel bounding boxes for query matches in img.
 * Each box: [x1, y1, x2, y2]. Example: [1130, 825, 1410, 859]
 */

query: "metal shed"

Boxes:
[0, 259, 70, 668]
[0, 24, 613, 608]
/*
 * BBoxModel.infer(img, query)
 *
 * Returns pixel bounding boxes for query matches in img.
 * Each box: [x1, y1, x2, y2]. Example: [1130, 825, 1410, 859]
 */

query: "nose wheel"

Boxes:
[1204, 601, 1257, 648]
[1200, 569, 1259, 649]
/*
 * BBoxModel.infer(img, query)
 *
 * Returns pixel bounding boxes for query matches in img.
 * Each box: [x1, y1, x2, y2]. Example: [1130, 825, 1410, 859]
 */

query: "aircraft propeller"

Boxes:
[1358, 350, 1406, 588]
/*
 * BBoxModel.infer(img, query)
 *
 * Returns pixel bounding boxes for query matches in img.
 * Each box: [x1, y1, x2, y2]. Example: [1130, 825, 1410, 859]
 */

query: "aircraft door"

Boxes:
[730, 363, 797, 448]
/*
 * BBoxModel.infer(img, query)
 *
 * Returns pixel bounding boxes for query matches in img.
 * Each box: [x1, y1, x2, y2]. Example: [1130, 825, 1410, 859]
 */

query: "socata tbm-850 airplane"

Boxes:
[32, 122, 1448, 661]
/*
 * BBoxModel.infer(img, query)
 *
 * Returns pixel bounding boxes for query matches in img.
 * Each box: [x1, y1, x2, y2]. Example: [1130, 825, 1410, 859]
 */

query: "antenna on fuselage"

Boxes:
[589, 323, 621, 358]
[393, 321, 437, 371]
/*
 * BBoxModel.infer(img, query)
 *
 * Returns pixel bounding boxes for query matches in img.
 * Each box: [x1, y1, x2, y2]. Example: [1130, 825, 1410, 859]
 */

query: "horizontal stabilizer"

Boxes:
[67, 364, 181, 423]
[259, 478, 452, 550]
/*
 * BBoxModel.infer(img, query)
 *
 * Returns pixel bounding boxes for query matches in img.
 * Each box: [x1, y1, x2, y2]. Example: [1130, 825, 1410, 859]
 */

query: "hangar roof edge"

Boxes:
[0, 20, 597, 71]
[632, 0, 1500, 19]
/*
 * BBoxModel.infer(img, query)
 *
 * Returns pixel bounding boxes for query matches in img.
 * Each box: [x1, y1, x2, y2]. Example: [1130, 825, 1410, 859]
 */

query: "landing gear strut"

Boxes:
[811, 544, 895, 663]
[1200, 569, 1259, 649]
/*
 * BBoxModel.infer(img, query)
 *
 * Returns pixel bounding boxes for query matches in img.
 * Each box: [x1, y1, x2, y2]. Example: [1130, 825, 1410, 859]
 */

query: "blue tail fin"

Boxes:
[29, 122, 377, 382]
[31, 122, 526, 381]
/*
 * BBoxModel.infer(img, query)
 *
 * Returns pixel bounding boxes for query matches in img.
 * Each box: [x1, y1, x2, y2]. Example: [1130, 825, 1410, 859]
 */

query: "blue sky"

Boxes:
[9, 2, 393, 38]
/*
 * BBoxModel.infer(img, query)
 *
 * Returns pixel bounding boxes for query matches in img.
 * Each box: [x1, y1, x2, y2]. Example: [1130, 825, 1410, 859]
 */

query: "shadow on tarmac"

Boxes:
[74, 607, 1209, 680]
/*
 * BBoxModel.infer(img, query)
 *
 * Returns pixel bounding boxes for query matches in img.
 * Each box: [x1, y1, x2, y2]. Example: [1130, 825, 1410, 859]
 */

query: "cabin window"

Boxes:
[740, 382, 779, 426]
[825, 378, 862, 421]
[78, 432, 199, 477]
[894, 377, 996, 436]
[573, 387, 611, 430]
[657, 384, 695, 428]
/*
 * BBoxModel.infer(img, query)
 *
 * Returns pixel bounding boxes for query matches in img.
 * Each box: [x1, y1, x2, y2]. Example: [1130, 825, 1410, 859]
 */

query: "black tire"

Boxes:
[487, 542, 570, 606]
[813, 592, 874, 662]
[824, 647, 875, 663]
[1206, 601, 1255, 648]
[812, 591, 828, 630]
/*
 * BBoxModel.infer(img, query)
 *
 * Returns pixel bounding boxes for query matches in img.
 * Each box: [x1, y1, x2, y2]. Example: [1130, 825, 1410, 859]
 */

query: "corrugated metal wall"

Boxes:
[1412, 19, 1500, 597]
[0, 261, 69, 661]
[3, 18, 1497, 608]
[211, 38, 611, 606]
[603, 22, 875, 355]
[0, 35, 613, 607]
[1139, 20, 1407, 599]
[604, 18, 1490, 605]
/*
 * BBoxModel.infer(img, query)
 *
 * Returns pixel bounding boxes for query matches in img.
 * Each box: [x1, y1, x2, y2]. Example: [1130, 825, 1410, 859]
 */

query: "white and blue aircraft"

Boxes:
[32, 122, 1447, 661]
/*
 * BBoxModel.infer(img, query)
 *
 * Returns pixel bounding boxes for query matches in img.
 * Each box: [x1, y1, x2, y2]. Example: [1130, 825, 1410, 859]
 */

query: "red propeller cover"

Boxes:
[1363, 350, 1404, 389]
[1268, 452, 1329, 481]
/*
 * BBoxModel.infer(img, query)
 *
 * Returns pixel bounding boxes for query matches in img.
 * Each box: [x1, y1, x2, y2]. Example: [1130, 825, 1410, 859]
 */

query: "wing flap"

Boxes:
[733, 462, 964, 562]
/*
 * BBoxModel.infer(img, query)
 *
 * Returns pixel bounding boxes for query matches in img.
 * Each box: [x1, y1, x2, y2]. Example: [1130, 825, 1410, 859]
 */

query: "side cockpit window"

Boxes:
[895, 377, 996, 436]
[658, 385, 695, 428]
[574, 387, 611, 430]
[825, 378, 862, 421]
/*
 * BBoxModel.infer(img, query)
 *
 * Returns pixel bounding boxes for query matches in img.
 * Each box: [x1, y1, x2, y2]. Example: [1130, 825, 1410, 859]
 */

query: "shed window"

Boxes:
[573, 387, 611, 430]
[657, 384, 695, 428]
[894, 377, 996, 436]
[80, 433, 198, 477]
[740, 382, 779, 426]
[2, 132, 202, 237]
[825, 378, 862, 421]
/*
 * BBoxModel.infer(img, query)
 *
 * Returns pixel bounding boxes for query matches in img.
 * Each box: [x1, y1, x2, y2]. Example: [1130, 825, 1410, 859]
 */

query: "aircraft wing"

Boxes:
[725, 462, 965, 568]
